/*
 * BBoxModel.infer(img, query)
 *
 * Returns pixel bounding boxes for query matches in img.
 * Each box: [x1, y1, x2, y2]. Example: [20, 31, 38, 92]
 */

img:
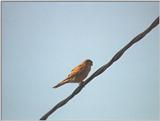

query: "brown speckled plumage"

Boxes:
[53, 59, 93, 88]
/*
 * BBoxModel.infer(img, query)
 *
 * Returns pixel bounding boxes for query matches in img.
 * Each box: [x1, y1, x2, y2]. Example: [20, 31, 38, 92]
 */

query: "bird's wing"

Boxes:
[67, 63, 85, 79]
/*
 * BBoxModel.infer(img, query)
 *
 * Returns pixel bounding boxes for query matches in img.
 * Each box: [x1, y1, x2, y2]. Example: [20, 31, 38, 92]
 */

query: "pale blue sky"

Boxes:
[2, 2, 159, 120]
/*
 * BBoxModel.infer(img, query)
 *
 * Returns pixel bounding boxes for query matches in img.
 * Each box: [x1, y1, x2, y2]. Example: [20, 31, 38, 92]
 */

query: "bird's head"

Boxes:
[85, 59, 93, 66]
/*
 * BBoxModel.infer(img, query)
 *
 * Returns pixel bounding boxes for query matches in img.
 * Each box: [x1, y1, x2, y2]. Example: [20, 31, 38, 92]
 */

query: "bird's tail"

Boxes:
[53, 79, 69, 88]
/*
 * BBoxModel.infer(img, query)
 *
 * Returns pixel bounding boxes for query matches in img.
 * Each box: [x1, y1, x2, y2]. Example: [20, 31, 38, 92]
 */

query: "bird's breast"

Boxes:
[75, 65, 91, 83]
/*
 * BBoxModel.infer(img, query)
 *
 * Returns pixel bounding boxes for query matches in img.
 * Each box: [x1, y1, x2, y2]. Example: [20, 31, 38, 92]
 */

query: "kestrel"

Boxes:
[53, 59, 93, 88]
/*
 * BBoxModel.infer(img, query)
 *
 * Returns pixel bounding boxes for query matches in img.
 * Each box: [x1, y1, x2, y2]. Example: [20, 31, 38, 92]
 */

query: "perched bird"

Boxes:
[53, 59, 93, 88]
